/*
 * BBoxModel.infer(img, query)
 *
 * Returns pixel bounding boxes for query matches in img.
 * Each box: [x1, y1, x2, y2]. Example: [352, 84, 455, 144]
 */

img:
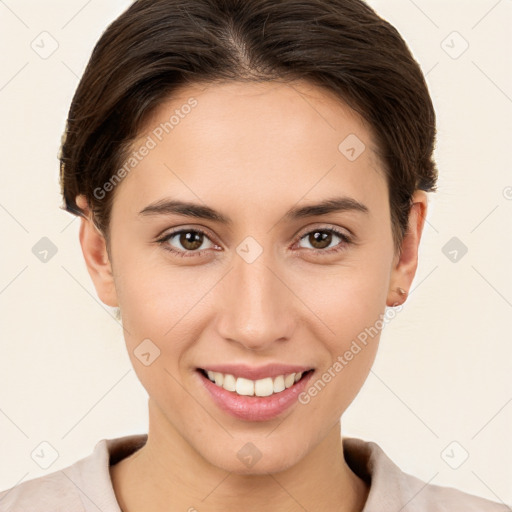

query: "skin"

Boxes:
[76, 80, 427, 512]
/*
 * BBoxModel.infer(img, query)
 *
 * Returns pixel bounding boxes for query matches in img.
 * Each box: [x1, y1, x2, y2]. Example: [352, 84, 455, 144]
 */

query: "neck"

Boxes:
[110, 403, 369, 512]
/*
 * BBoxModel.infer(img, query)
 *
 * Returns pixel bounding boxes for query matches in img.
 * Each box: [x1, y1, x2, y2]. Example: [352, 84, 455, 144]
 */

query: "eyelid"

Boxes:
[155, 224, 216, 241]
[294, 223, 353, 242]
[292, 225, 353, 254]
[156, 226, 220, 254]
[156, 224, 353, 257]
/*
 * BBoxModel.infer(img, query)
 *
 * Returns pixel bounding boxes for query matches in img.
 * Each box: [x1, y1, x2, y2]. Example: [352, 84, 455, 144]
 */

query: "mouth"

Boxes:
[197, 368, 315, 397]
[196, 366, 315, 421]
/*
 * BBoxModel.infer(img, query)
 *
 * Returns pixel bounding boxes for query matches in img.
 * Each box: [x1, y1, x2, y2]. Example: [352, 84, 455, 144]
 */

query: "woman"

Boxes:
[0, 0, 509, 510]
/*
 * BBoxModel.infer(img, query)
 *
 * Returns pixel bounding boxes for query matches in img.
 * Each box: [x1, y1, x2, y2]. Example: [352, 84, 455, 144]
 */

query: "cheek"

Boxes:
[112, 255, 209, 421]
[112, 247, 220, 366]
[297, 250, 391, 344]
[111, 240, 190, 331]
[295, 250, 391, 407]
[297, 281, 384, 427]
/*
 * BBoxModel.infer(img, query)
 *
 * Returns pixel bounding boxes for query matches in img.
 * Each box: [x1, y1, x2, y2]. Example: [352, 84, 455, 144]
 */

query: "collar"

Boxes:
[66, 433, 502, 511]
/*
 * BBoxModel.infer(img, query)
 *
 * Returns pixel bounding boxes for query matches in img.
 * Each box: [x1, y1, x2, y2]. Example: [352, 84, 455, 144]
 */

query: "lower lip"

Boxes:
[197, 369, 315, 422]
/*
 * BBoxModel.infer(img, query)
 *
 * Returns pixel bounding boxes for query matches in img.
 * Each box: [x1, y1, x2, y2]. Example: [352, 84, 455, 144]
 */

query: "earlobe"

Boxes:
[76, 195, 119, 308]
[386, 190, 428, 308]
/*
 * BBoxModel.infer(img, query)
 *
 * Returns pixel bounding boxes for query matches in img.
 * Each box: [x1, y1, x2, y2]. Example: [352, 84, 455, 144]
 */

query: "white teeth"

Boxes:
[235, 377, 254, 396]
[223, 373, 236, 392]
[203, 369, 309, 397]
[213, 372, 224, 386]
[284, 373, 296, 388]
[273, 375, 285, 393]
[254, 377, 274, 397]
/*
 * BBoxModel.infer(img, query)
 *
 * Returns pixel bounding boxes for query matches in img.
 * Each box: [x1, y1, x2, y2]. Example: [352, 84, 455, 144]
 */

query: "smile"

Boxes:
[199, 368, 314, 397]
[197, 367, 316, 421]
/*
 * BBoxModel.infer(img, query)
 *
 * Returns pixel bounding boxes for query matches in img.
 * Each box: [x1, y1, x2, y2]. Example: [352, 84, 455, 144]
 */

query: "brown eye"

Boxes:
[158, 229, 216, 255]
[297, 228, 352, 254]
[178, 231, 204, 251]
[307, 230, 333, 249]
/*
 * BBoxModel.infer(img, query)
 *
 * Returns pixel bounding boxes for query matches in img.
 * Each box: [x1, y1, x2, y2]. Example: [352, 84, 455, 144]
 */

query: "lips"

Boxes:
[199, 367, 314, 396]
[196, 367, 315, 421]
[197, 363, 314, 381]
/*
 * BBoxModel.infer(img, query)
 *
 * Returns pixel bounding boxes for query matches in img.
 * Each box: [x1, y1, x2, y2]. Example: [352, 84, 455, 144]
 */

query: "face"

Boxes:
[79, 80, 426, 475]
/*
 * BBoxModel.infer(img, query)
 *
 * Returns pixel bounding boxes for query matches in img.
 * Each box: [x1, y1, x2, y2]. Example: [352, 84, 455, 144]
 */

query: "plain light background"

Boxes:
[0, 0, 511, 504]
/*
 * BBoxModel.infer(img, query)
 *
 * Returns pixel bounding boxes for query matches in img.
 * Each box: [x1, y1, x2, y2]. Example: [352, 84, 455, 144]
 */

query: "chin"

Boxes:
[199, 437, 307, 476]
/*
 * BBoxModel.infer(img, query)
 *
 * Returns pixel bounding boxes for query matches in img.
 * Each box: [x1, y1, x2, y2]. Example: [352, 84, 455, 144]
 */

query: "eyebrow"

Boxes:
[138, 196, 369, 225]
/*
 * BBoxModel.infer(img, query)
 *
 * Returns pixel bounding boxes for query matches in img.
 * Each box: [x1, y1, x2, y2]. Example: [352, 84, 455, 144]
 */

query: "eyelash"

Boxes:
[156, 226, 353, 258]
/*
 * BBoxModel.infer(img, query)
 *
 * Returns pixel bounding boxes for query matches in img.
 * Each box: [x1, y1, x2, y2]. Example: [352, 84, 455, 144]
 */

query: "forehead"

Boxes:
[112, 80, 387, 220]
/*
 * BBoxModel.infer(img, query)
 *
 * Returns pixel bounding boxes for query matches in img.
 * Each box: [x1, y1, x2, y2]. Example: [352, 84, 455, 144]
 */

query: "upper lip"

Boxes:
[199, 363, 314, 381]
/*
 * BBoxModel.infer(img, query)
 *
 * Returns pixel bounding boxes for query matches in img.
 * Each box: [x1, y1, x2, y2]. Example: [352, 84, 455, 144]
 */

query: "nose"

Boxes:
[215, 252, 296, 352]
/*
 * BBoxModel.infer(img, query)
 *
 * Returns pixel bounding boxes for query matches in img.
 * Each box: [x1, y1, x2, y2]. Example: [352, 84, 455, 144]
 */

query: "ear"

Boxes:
[76, 195, 118, 307]
[386, 190, 428, 307]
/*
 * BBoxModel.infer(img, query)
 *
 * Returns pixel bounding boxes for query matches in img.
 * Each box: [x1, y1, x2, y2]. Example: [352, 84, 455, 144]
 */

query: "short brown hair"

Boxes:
[59, 0, 437, 254]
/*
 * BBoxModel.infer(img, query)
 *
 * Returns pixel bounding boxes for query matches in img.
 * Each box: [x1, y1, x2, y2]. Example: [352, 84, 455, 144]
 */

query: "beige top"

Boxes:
[0, 434, 509, 511]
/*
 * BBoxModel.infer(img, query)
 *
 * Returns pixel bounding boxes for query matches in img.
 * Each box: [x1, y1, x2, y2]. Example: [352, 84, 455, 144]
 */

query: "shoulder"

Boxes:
[0, 434, 146, 512]
[342, 437, 511, 512]
[0, 465, 86, 511]
[396, 467, 511, 511]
